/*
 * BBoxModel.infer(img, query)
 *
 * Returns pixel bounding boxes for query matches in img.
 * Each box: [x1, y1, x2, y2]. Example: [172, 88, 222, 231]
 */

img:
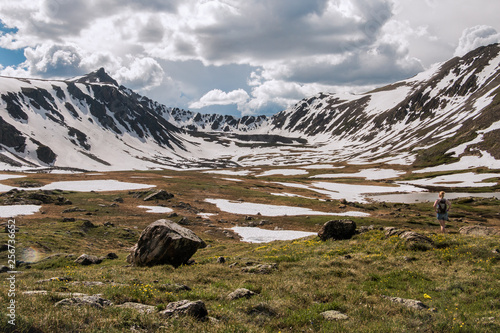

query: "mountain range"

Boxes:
[0, 44, 499, 171]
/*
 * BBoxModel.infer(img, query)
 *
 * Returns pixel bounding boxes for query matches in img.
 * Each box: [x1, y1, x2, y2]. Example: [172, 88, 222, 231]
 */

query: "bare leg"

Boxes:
[438, 220, 446, 233]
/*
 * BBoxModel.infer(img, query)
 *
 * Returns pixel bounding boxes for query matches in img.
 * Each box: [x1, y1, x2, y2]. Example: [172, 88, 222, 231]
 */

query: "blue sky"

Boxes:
[1, 0, 500, 117]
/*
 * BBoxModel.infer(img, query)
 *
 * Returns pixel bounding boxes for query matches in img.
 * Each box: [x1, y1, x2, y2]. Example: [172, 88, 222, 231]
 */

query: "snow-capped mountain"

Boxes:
[263, 43, 500, 167]
[0, 44, 499, 171]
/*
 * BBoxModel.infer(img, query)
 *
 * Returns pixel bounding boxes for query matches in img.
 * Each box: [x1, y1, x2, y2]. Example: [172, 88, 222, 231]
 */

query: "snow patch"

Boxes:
[0, 205, 41, 218]
[230, 226, 316, 243]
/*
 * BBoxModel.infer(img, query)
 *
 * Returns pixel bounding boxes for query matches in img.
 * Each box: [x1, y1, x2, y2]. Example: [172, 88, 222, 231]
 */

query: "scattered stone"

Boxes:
[382, 295, 428, 310]
[229, 263, 238, 268]
[116, 302, 157, 314]
[62, 217, 76, 222]
[318, 220, 356, 241]
[157, 283, 191, 292]
[126, 219, 207, 267]
[143, 190, 174, 201]
[62, 207, 86, 213]
[103, 252, 118, 260]
[55, 295, 113, 308]
[23, 290, 88, 297]
[357, 225, 383, 234]
[167, 212, 178, 218]
[74, 254, 102, 265]
[227, 288, 256, 301]
[36, 276, 73, 283]
[159, 300, 208, 320]
[178, 217, 190, 225]
[321, 310, 349, 321]
[0, 265, 9, 273]
[459, 225, 500, 236]
[81, 220, 96, 229]
[113, 197, 124, 203]
[216, 256, 226, 264]
[241, 263, 278, 274]
[492, 249, 500, 254]
[103, 221, 115, 227]
[68, 281, 106, 287]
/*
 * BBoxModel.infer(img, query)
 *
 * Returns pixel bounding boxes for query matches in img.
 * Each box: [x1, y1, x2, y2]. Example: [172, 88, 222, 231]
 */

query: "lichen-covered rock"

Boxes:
[382, 295, 428, 310]
[55, 295, 113, 308]
[126, 219, 206, 267]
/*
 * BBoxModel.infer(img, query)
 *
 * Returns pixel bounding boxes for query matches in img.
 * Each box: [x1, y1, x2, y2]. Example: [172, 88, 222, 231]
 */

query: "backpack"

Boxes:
[437, 199, 447, 214]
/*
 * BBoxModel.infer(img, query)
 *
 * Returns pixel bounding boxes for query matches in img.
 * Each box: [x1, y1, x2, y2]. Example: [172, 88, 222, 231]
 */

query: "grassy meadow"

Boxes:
[0, 165, 499, 332]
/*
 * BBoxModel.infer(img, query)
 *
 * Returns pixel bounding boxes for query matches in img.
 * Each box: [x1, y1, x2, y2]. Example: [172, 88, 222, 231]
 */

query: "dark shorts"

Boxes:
[437, 212, 449, 221]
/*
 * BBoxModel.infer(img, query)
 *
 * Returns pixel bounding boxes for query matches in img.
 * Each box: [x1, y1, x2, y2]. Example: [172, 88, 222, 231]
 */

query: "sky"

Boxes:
[1, 0, 500, 117]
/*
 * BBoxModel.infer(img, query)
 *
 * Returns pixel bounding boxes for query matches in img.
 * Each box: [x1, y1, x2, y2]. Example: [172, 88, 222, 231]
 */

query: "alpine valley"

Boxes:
[1, 43, 500, 172]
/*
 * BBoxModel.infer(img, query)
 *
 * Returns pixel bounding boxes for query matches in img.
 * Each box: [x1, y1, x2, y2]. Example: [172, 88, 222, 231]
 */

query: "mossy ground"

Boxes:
[0, 166, 499, 332]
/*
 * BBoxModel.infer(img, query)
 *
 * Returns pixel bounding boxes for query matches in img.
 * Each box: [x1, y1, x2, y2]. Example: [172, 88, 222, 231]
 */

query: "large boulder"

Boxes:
[318, 220, 356, 241]
[126, 219, 206, 267]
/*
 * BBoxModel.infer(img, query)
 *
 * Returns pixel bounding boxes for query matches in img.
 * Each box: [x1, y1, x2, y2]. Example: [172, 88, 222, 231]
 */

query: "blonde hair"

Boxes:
[439, 191, 445, 198]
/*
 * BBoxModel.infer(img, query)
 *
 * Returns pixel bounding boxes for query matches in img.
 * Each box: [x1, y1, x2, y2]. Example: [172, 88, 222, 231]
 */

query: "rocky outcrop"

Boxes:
[126, 219, 206, 267]
[318, 220, 356, 241]
[459, 225, 500, 236]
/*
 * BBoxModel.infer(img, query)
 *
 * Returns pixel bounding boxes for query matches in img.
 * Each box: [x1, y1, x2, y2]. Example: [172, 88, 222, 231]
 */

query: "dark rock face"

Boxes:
[0, 116, 26, 151]
[318, 220, 357, 241]
[126, 219, 206, 267]
[36, 145, 57, 165]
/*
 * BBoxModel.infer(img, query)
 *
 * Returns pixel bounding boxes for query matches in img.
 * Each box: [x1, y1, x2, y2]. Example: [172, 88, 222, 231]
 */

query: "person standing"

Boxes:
[433, 191, 451, 233]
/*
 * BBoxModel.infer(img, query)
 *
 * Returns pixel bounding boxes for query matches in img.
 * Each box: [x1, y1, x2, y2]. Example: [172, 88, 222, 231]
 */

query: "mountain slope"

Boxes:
[262, 43, 500, 167]
[0, 68, 202, 170]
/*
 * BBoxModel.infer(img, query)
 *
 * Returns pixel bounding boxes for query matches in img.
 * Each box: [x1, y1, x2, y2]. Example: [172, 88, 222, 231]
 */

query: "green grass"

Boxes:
[0, 168, 499, 332]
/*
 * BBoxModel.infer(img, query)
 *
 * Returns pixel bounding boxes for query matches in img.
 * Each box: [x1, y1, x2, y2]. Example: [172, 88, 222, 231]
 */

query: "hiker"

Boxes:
[433, 191, 451, 233]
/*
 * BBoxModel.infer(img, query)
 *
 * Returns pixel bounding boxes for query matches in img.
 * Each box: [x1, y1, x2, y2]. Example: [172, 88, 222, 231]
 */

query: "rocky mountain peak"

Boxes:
[74, 67, 119, 86]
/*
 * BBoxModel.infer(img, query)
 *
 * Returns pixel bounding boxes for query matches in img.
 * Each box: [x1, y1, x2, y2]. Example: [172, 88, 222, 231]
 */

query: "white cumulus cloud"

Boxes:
[190, 89, 250, 109]
[454, 25, 500, 57]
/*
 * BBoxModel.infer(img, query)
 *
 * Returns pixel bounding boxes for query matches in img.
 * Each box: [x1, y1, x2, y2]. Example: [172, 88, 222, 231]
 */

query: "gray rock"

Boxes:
[36, 276, 73, 283]
[143, 190, 174, 201]
[126, 219, 206, 268]
[159, 300, 208, 320]
[216, 256, 226, 264]
[459, 225, 500, 236]
[241, 263, 278, 274]
[55, 295, 113, 308]
[382, 295, 428, 310]
[318, 220, 356, 241]
[0, 265, 9, 273]
[227, 288, 256, 300]
[74, 254, 102, 265]
[321, 310, 349, 320]
[116, 302, 157, 314]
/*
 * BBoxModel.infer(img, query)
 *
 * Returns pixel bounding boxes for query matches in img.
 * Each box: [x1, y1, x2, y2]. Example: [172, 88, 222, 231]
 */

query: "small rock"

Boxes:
[0, 265, 9, 273]
[216, 256, 226, 264]
[227, 288, 256, 300]
[74, 254, 102, 265]
[159, 300, 208, 320]
[36, 276, 73, 283]
[241, 263, 278, 274]
[382, 295, 428, 310]
[55, 295, 113, 308]
[143, 190, 174, 201]
[116, 302, 157, 314]
[321, 310, 349, 321]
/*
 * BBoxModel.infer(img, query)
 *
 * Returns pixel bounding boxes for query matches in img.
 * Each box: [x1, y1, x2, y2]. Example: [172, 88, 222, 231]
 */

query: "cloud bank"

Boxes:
[0, 0, 499, 115]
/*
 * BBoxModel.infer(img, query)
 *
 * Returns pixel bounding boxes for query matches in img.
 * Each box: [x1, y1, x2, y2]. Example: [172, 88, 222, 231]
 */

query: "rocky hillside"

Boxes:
[265, 43, 500, 166]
